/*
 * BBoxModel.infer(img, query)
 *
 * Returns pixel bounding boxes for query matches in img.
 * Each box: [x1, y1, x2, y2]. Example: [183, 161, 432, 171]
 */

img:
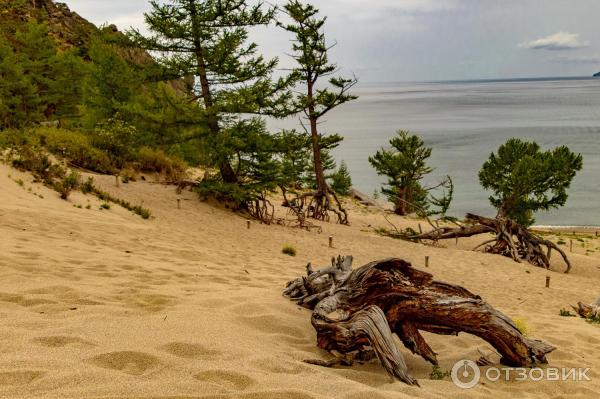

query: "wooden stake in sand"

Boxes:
[115, 175, 120, 187]
[177, 199, 181, 210]
[425, 256, 429, 268]
[455, 236, 459, 245]
[418, 224, 423, 234]
[329, 236, 333, 248]
[545, 275, 551, 288]
[570, 239, 573, 253]
[247, 220, 251, 229]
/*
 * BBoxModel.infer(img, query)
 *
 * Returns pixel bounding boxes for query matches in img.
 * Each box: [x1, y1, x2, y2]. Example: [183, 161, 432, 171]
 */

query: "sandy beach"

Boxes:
[1, 162, 600, 399]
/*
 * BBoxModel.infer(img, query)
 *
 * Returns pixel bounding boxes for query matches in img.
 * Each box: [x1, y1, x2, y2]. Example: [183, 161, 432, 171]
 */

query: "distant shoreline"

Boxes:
[532, 225, 600, 234]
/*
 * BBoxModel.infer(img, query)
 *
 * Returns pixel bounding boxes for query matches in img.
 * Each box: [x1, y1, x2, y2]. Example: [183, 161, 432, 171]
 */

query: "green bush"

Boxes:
[136, 146, 187, 181]
[55, 171, 80, 200]
[330, 161, 352, 196]
[282, 245, 297, 256]
[37, 127, 114, 174]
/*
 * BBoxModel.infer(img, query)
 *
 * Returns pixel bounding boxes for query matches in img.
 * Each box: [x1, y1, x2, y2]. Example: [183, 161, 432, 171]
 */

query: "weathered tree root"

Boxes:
[572, 295, 600, 320]
[284, 256, 556, 385]
[417, 214, 572, 273]
[282, 186, 349, 225]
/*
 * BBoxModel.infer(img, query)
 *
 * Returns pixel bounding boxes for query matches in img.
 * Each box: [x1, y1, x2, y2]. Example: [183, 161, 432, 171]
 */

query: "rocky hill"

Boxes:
[0, 0, 97, 49]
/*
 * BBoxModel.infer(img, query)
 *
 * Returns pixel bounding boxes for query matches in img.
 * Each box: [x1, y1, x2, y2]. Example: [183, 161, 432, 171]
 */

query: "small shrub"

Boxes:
[132, 205, 151, 219]
[80, 177, 95, 194]
[55, 171, 80, 200]
[430, 365, 451, 380]
[282, 245, 297, 256]
[35, 127, 114, 174]
[557, 239, 566, 245]
[136, 147, 187, 181]
[559, 308, 576, 317]
[330, 161, 352, 196]
[100, 203, 111, 210]
[587, 315, 600, 324]
[513, 318, 530, 336]
[16, 178, 24, 187]
[85, 204, 91, 209]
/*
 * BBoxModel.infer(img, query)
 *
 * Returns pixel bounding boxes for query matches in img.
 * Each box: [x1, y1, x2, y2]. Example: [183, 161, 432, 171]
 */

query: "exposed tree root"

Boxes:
[572, 295, 600, 320]
[417, 214, 572, 273]
[282, 185, 349, 226]
[284, 256, 555, 385]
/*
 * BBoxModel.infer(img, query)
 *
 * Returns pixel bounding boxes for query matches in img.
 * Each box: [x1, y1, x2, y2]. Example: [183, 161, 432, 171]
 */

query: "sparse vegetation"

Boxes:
[282, 245, 297, 257]
[100, 203, 110, 210]
[559, 308, 576, 317]
[513, 318, 530, 336]
[429, 365, 451, 380]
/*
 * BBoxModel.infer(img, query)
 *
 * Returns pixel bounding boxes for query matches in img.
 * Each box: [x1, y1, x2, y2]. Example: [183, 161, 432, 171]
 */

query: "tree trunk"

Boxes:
[189, 0, 237, 184]
[284, 256, 555, 385]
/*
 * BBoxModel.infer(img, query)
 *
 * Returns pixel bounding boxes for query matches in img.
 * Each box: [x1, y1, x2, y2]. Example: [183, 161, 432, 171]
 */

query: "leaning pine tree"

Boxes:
[419, 138, 583, 273]
[128, 0, 292, 220]
[278, 0, 358, 225]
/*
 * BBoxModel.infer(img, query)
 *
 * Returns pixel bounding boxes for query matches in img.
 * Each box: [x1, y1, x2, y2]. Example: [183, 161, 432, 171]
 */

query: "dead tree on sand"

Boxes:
[284, 256, 555, 385]
[415, 213, 572, 273]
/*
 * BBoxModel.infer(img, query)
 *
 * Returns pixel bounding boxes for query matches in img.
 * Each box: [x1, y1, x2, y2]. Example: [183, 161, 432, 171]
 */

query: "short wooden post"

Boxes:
[329, 236, 333, 248]
[455, 236, 459, 245]
[545, 275, 551, 288]
[115, 175, 120, 187]
[177, 199, 181, 209]
[570, 239, 573, 253]
[425, 256, 429, 268]
[596, 231, 598, 238]
[247, 220, 251, 229]
[418, 224, 423, 234]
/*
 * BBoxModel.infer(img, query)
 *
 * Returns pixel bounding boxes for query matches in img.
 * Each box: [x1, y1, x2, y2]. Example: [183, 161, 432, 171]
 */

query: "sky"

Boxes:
[61, 0, 600, 82]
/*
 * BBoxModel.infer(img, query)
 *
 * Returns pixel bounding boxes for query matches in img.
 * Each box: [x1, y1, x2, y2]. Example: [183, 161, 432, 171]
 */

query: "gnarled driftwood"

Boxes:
[284, 256, 555, 385]
[417, 214, 572, 273]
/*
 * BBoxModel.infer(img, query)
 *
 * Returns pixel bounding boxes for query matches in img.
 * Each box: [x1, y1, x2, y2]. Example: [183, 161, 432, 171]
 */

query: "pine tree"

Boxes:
[369, 130, 452, 216]
[278, 0, 357, 224]
[0, 36, 37, 129]
[479, 138, 583, 226]
[330, 161, 352, 196]
[128, 0, 292, 183]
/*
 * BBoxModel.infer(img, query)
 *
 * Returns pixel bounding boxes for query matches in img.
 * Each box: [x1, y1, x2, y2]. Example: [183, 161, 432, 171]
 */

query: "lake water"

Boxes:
[267, 77, 600, 227]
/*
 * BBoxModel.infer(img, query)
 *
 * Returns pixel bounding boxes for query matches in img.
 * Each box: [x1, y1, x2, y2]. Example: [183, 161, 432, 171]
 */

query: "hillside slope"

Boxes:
[1, 162, 600, 398]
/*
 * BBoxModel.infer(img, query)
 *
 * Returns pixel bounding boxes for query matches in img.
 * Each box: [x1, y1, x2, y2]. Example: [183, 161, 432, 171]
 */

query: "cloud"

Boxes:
[519, 31, 590, 50]
[554, 55, 600, 64]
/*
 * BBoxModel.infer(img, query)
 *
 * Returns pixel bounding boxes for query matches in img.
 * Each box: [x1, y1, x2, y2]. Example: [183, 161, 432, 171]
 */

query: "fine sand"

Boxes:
[1, 162, 600, 399]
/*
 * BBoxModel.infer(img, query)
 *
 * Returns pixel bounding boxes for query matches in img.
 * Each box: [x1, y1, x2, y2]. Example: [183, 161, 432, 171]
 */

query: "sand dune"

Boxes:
[1, 162, 600, 398]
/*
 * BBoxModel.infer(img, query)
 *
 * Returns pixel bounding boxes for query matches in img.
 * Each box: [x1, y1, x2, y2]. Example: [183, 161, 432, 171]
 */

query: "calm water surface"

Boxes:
[268, 77, 600, 226]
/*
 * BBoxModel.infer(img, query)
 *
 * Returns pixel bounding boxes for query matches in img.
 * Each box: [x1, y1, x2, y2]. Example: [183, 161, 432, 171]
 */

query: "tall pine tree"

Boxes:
[278, 0, 357, 224]
[128, 0, 292, 183]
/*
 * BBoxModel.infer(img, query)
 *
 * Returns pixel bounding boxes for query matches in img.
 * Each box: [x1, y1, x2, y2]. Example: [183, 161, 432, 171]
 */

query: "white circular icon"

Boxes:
[451, 359, 481, 389]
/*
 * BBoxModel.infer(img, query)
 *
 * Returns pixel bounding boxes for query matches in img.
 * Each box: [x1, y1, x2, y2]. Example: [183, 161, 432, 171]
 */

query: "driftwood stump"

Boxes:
[573, 295, 600, 320]
[284, 256, 555, 385]
[417, 214, 572, 273]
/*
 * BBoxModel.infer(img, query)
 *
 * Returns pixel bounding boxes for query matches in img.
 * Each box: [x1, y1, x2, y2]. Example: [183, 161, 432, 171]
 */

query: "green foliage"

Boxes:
[282, 245, 297, 256]
[369, 130, 452, 216]
[330, 161, 352, 196]
[559, 308, 576, 317]
[429, 365, 451, 380]
[55, 171, 80, 200]
[136, 147, 187, 181]
[278, 1, 357, 192]
[91, 116, 137, 167]
[479, 138, 583, 226]
[100, 203, 111, 210]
